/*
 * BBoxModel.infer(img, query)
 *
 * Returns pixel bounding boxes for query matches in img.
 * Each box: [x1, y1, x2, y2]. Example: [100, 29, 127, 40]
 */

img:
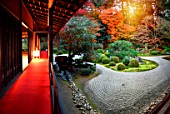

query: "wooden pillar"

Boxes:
[37, 36, 41, 50]
[28, 29, 33, 63]
[0, 5, 2, 91]
[19, 0, 22, 72]
[48, 8, 53, 64]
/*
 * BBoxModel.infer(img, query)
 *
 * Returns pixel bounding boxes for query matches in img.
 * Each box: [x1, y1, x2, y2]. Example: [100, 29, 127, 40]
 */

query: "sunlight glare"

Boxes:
[129, 6, 135, 14]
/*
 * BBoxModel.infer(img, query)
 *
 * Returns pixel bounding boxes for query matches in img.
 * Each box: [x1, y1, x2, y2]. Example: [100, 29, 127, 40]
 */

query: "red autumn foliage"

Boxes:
[99, 8, 135, 42]
[75, 9, 88, 16]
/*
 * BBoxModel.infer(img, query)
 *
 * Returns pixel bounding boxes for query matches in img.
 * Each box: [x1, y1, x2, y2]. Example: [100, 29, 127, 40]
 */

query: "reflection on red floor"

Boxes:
[0, 59, 52, 114]
[22, 52, 28, 70]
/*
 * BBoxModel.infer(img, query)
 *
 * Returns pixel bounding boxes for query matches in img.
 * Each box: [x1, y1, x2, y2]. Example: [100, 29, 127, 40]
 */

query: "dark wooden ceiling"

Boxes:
[23, 0, 87, 32]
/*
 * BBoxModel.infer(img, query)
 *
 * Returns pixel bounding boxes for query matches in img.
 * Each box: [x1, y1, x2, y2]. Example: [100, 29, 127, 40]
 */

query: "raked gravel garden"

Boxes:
[83, 56, 170, 114]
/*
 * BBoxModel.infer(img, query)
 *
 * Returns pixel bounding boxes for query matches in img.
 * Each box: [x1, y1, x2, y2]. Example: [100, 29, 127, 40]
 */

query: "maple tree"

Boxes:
[134, 15, 170, 49]
[133, 16, 159, 49]
[99, 8, 135, 42]
[75, 0, 100, 19]
[58, 0, 170, 54]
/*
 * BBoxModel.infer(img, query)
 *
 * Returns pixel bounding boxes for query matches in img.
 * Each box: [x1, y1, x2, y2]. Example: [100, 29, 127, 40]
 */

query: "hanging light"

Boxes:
[33, 48, 40, 58]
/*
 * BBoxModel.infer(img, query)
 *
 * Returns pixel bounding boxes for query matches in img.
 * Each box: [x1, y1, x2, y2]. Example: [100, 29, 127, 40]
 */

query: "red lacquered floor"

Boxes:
[0, 59, 52, 114]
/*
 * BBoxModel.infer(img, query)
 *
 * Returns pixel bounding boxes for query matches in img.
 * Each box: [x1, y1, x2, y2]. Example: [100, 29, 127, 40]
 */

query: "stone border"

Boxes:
[69, 81, 100, 114]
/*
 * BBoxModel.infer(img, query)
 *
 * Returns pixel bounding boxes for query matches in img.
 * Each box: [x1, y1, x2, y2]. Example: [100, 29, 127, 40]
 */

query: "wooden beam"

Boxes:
[53, 6, 74, 15]
[35, 31, 48, 33]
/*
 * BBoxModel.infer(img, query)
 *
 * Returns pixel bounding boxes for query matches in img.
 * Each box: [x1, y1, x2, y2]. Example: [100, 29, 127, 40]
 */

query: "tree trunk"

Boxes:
[68, 43, 73, 66]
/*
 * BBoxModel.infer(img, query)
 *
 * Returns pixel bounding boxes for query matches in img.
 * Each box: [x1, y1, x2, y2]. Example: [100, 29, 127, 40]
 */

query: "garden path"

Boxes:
[85, 56, 170, 114]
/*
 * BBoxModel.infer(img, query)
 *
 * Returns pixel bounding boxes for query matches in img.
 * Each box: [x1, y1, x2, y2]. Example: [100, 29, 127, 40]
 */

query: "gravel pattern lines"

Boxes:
[85, 56, 170, 114]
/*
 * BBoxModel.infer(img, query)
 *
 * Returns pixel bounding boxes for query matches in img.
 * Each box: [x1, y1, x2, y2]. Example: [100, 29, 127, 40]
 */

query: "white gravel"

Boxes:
[85, 56, 170, 114]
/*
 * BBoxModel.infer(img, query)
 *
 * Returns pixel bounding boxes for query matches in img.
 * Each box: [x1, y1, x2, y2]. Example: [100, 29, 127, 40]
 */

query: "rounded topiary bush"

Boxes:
[79, 68, 92, 76]
[105, 64, 110, 68]
[111, 56, 119, 63]
[104, 52, 110, 57]
[117, 63, 126, 70]
[57, 50, 63, 55]
[161, 49, 167, 55]
[150, 51, 160, 55]
[98, 53, 104, 55]
[99, 54, 107, 62]
[102, 57, 110, 64]
[100, 54, 107, 58]
[97, 49, 104, 54]
[109, 61, 116, 66]
[90, 65, 96, 72]
[53, 48, 58, 53]
[122, 57, 130, 66]
[129, 58, 139, 67]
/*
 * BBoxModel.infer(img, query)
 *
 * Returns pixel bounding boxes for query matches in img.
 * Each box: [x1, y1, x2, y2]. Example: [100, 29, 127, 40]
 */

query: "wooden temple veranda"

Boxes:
[0, 0, 87, 114]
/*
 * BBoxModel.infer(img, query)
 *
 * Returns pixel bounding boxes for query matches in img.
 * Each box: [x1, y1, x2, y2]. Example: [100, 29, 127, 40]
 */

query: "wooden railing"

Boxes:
[50, 63, 64, 114]
[149, 93, 170, 114]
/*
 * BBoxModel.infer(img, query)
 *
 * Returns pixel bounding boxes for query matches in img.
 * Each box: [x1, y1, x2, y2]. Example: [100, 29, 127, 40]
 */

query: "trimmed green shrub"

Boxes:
[163, 46, 170, 51]
[111, 56, 119, 63]
[57, 50, 63, 55]
[105, 64, 110, 68]
[161, 49, 168, 55]
[90, 65, 96, 72]
[108, 40, 138, 59]
[150, 51, 160, 55]
[104, 51, 110, 57]
[161, 48, 170, 55]
[129, 59, 139, 67]
[102, 57, 110, 64]
[109, 61, 116, 66]
[100, 54, 106, 58]
[97, 49, 104, 54]
[117, 63, 126, 70]
[122, 57, 130, 66]
[53, 48, 58, 53]
[79, 68, 92, 76]
[98, 53, 103, 56]
[99, 54, 107, 62]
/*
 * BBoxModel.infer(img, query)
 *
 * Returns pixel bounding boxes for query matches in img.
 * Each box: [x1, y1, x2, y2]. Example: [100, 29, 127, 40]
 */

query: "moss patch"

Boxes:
[101, 59, 158, 72]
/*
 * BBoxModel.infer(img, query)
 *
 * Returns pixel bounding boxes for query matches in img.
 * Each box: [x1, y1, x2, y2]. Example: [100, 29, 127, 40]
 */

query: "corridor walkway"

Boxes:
[85, 56, 170, 114]
[0, 59, 52, 114]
